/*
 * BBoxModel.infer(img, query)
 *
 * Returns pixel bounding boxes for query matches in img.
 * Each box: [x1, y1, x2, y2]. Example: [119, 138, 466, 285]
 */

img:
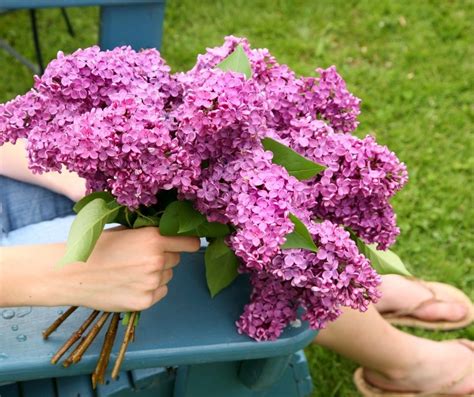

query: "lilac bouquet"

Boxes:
[0, 36, 409, 383]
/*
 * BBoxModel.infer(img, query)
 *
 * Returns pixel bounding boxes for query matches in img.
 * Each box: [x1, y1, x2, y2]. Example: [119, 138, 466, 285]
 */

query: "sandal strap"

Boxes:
[383, 278, 442, 319]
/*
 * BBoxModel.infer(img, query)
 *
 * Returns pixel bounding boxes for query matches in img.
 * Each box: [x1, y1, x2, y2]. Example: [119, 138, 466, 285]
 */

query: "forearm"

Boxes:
[0, 244, 78, 307]
[0, 228, 199, 312]
[0, 141, 85, 201]
[0, 140, 55, 189]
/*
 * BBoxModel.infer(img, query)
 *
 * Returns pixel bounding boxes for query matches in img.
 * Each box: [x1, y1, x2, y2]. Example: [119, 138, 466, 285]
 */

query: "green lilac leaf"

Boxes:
[114, 207, 136, 228]
[356, 238, 412, 276]
[73, 191, 115, 213]
[133, 215, 160, 228]
[215, 44, 252, 79]
[159, 201, 181, 235]
[281, 213, 318, 252]
[58, 198, 121, 267]
[261, 137, 326, 180]
[160, 200, 230, 237]
[176, 201, 206, 233]
[160, 200, 204, 235]
[195, 222, 231, 238]
[204, 237, 240, 297]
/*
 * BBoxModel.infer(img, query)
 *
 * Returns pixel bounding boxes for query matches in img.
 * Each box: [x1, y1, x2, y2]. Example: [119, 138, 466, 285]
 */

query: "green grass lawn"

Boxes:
[0, 1, 472, 395]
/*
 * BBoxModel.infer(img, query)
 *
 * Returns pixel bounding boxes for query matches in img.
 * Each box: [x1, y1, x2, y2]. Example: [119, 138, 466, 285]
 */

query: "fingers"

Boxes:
[129, 269, 173, 294]
[157, 232, 201, 253]
[163, 252, 180, 270]
[158, 269, 173, 287]
[151, 285, 168, 305]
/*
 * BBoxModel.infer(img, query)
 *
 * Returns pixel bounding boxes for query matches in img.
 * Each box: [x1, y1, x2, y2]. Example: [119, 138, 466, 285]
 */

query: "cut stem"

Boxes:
[111, 311, 137, 379]
[42, 306, 78, 339]
[92, 313, 120, 389]
[63, 312, 110, 367]
[130, 323, 136, 343]
[51, 310, 99, 364]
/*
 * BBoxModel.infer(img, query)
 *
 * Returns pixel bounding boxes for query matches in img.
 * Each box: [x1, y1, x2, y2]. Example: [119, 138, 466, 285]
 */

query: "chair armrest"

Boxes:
[0, 250, 317, 383]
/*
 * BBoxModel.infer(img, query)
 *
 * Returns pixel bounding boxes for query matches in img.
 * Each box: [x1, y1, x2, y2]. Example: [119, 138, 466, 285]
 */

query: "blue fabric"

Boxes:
[1, 215, 75, 246]
[0, 176, 74, 235]
[0, 215, 209, 247]
[0, 176, 209, 247]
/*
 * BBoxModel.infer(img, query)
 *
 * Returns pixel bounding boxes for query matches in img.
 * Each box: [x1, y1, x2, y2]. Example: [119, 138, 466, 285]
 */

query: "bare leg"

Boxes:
[374, 275, 467, 321]
[315, 305, 473, 394]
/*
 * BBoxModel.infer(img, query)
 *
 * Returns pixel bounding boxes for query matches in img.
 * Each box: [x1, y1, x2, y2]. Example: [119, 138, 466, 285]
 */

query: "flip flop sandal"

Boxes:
[353, 339, 474, 397]
[382, 279, 474, 331]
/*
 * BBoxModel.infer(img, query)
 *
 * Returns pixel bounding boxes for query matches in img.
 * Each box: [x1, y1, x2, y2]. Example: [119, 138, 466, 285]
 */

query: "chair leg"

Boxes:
[60, 8, 75, 37]
[28, 9, 44, 75]
[0, 39, 40, 74]
[174, 354, 313, 397]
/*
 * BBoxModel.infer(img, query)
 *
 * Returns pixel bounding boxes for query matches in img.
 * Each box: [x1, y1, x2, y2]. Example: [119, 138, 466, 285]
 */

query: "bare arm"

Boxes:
[0, 141, 86, 201]
[0, 227, 200, 311]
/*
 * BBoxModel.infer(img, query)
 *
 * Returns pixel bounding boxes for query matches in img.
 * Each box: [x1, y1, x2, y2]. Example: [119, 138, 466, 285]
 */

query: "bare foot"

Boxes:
[364, 339, 474, 395]
[375, 275, 468, 322]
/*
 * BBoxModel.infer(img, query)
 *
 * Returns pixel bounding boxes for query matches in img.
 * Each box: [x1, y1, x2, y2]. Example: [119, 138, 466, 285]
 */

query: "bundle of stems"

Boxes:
[43, 307, 138, 388]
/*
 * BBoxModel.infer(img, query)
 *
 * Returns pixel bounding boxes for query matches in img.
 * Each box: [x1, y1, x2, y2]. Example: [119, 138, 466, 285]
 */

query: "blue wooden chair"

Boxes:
[0, 252, 316, 397]
[0, 0, 167, 51]
[0, 6, 75, 74]
[0, 2, 318, 395]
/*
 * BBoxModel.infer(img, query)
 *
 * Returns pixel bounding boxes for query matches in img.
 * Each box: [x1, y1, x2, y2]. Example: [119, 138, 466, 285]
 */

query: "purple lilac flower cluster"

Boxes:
[278, 120, 408, 249]
[0, 37, 407, 341]
[238, 219, 381, 340]
[0, 46, 182, 208]
[194, 149, 307, 271]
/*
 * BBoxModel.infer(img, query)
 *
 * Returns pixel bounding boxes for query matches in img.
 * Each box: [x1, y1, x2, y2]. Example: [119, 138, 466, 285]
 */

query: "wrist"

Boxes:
[0, 244, 78, 307]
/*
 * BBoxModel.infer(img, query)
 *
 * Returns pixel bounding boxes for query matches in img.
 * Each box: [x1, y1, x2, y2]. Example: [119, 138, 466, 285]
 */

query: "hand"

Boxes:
[59, 227, 201, 312]
[0, 227, 200, 311]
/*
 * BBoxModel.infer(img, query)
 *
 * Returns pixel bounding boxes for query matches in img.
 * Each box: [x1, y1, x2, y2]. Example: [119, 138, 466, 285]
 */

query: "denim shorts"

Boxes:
[0, 176, 208, 247]
[0, 176, 75, 245]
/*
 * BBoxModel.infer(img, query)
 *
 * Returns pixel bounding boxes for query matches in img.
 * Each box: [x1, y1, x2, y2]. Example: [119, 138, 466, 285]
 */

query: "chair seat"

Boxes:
[0, 249, 317, 384]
